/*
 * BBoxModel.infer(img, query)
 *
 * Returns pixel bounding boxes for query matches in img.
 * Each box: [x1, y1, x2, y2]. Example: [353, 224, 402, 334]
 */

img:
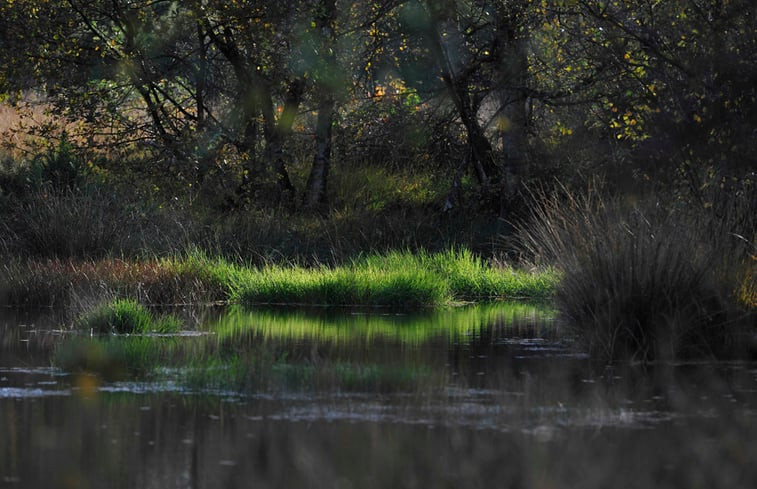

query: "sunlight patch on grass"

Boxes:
[230, 249, 557, 307]
[75, 299, 181, 334]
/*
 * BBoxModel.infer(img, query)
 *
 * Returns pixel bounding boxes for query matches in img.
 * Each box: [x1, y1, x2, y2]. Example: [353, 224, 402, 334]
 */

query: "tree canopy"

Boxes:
[1, 0, 754, 212]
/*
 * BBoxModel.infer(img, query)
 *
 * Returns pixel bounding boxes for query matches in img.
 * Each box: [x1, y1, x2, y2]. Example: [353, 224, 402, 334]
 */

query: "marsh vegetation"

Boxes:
[1, 0, 755, 487]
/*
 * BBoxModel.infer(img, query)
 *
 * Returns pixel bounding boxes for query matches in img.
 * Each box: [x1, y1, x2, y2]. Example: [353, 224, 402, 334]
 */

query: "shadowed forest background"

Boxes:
[1, 0, 753, 258]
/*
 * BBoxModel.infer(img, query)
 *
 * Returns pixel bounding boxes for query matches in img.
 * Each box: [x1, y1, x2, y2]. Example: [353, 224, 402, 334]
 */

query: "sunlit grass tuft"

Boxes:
[75, 299, 181, 334]
[231, 249, 556, 307]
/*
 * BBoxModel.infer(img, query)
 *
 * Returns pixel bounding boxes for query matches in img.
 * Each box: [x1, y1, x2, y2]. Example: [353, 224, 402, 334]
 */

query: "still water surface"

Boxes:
[1, 304, 755, 488]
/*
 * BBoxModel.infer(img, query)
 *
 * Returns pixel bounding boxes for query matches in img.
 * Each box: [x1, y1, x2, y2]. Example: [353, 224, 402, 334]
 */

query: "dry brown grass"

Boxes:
[0, 256, 226, 309]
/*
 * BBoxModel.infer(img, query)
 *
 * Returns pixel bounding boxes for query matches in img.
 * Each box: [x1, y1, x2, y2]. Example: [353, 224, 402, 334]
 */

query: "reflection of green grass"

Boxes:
[53, 334, 444, 393]
[184, 355, 441, 393]
[210, 302, 554, 345]
[53, 302, 555, 394]
[53, 336, 185, 379]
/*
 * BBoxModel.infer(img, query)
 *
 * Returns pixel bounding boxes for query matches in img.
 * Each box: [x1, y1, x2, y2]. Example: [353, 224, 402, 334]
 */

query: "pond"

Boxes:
[1, 304, 756, 488]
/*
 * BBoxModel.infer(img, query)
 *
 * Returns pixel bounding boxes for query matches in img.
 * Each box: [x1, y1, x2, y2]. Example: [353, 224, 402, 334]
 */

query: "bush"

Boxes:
[519, 184, 754, 362]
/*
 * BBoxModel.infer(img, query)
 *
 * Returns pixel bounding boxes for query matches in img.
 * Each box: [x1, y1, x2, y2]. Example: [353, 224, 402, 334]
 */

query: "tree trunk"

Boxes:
[262, 80, 303, 204]
[303, 95, 334, 211]
[425, 5, 500, 187]
[496, 15, 529, 200]
[303, 0, 337, 213]
[442, 148, 470, 213]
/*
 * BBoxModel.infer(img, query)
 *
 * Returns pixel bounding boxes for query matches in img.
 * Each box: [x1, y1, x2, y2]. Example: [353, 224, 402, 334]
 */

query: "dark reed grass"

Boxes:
[519, 184, 755, 361]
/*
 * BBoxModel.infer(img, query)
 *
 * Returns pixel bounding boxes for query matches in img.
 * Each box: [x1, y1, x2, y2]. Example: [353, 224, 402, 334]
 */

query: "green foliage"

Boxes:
[26, 135, 89, 190]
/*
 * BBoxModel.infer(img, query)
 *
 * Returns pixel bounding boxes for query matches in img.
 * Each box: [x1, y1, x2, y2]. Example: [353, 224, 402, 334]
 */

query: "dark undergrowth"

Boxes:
[0, 150, 511, 265]
[519, 183, 756, 362]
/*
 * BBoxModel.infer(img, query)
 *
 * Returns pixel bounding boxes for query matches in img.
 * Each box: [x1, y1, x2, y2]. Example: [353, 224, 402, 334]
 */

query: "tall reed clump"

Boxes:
[519, 184, 755, 362]
[10, 186, 137, 257]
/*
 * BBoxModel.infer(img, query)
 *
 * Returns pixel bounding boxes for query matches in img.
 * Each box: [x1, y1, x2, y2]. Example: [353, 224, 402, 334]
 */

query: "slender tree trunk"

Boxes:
[496, 16, 529, 200]
[262, 81, 302, 203]
[461, 103, 498, 186]
[442, 148, 470, 213]
[195, 22, 208, 130]
[303, 0, 337, 212]
[304, 95, 334, 211]
[443, 71, 498, 186]
[205, 24, 271, 202]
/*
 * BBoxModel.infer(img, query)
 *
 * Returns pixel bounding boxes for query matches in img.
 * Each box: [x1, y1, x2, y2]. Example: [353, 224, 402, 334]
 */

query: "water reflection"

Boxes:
[207, 302, 555, 345]
[0, 304, 756, 488]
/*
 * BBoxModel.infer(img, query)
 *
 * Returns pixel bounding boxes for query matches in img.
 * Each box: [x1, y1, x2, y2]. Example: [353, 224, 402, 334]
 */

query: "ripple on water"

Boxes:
[0, 387, 71, 398]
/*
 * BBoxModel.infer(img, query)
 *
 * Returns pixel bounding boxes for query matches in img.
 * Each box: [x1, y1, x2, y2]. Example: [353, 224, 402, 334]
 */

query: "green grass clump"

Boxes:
[233, 264, 446, 306]
[230, 249, 555, 307]
[76, 299, 181, 334]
